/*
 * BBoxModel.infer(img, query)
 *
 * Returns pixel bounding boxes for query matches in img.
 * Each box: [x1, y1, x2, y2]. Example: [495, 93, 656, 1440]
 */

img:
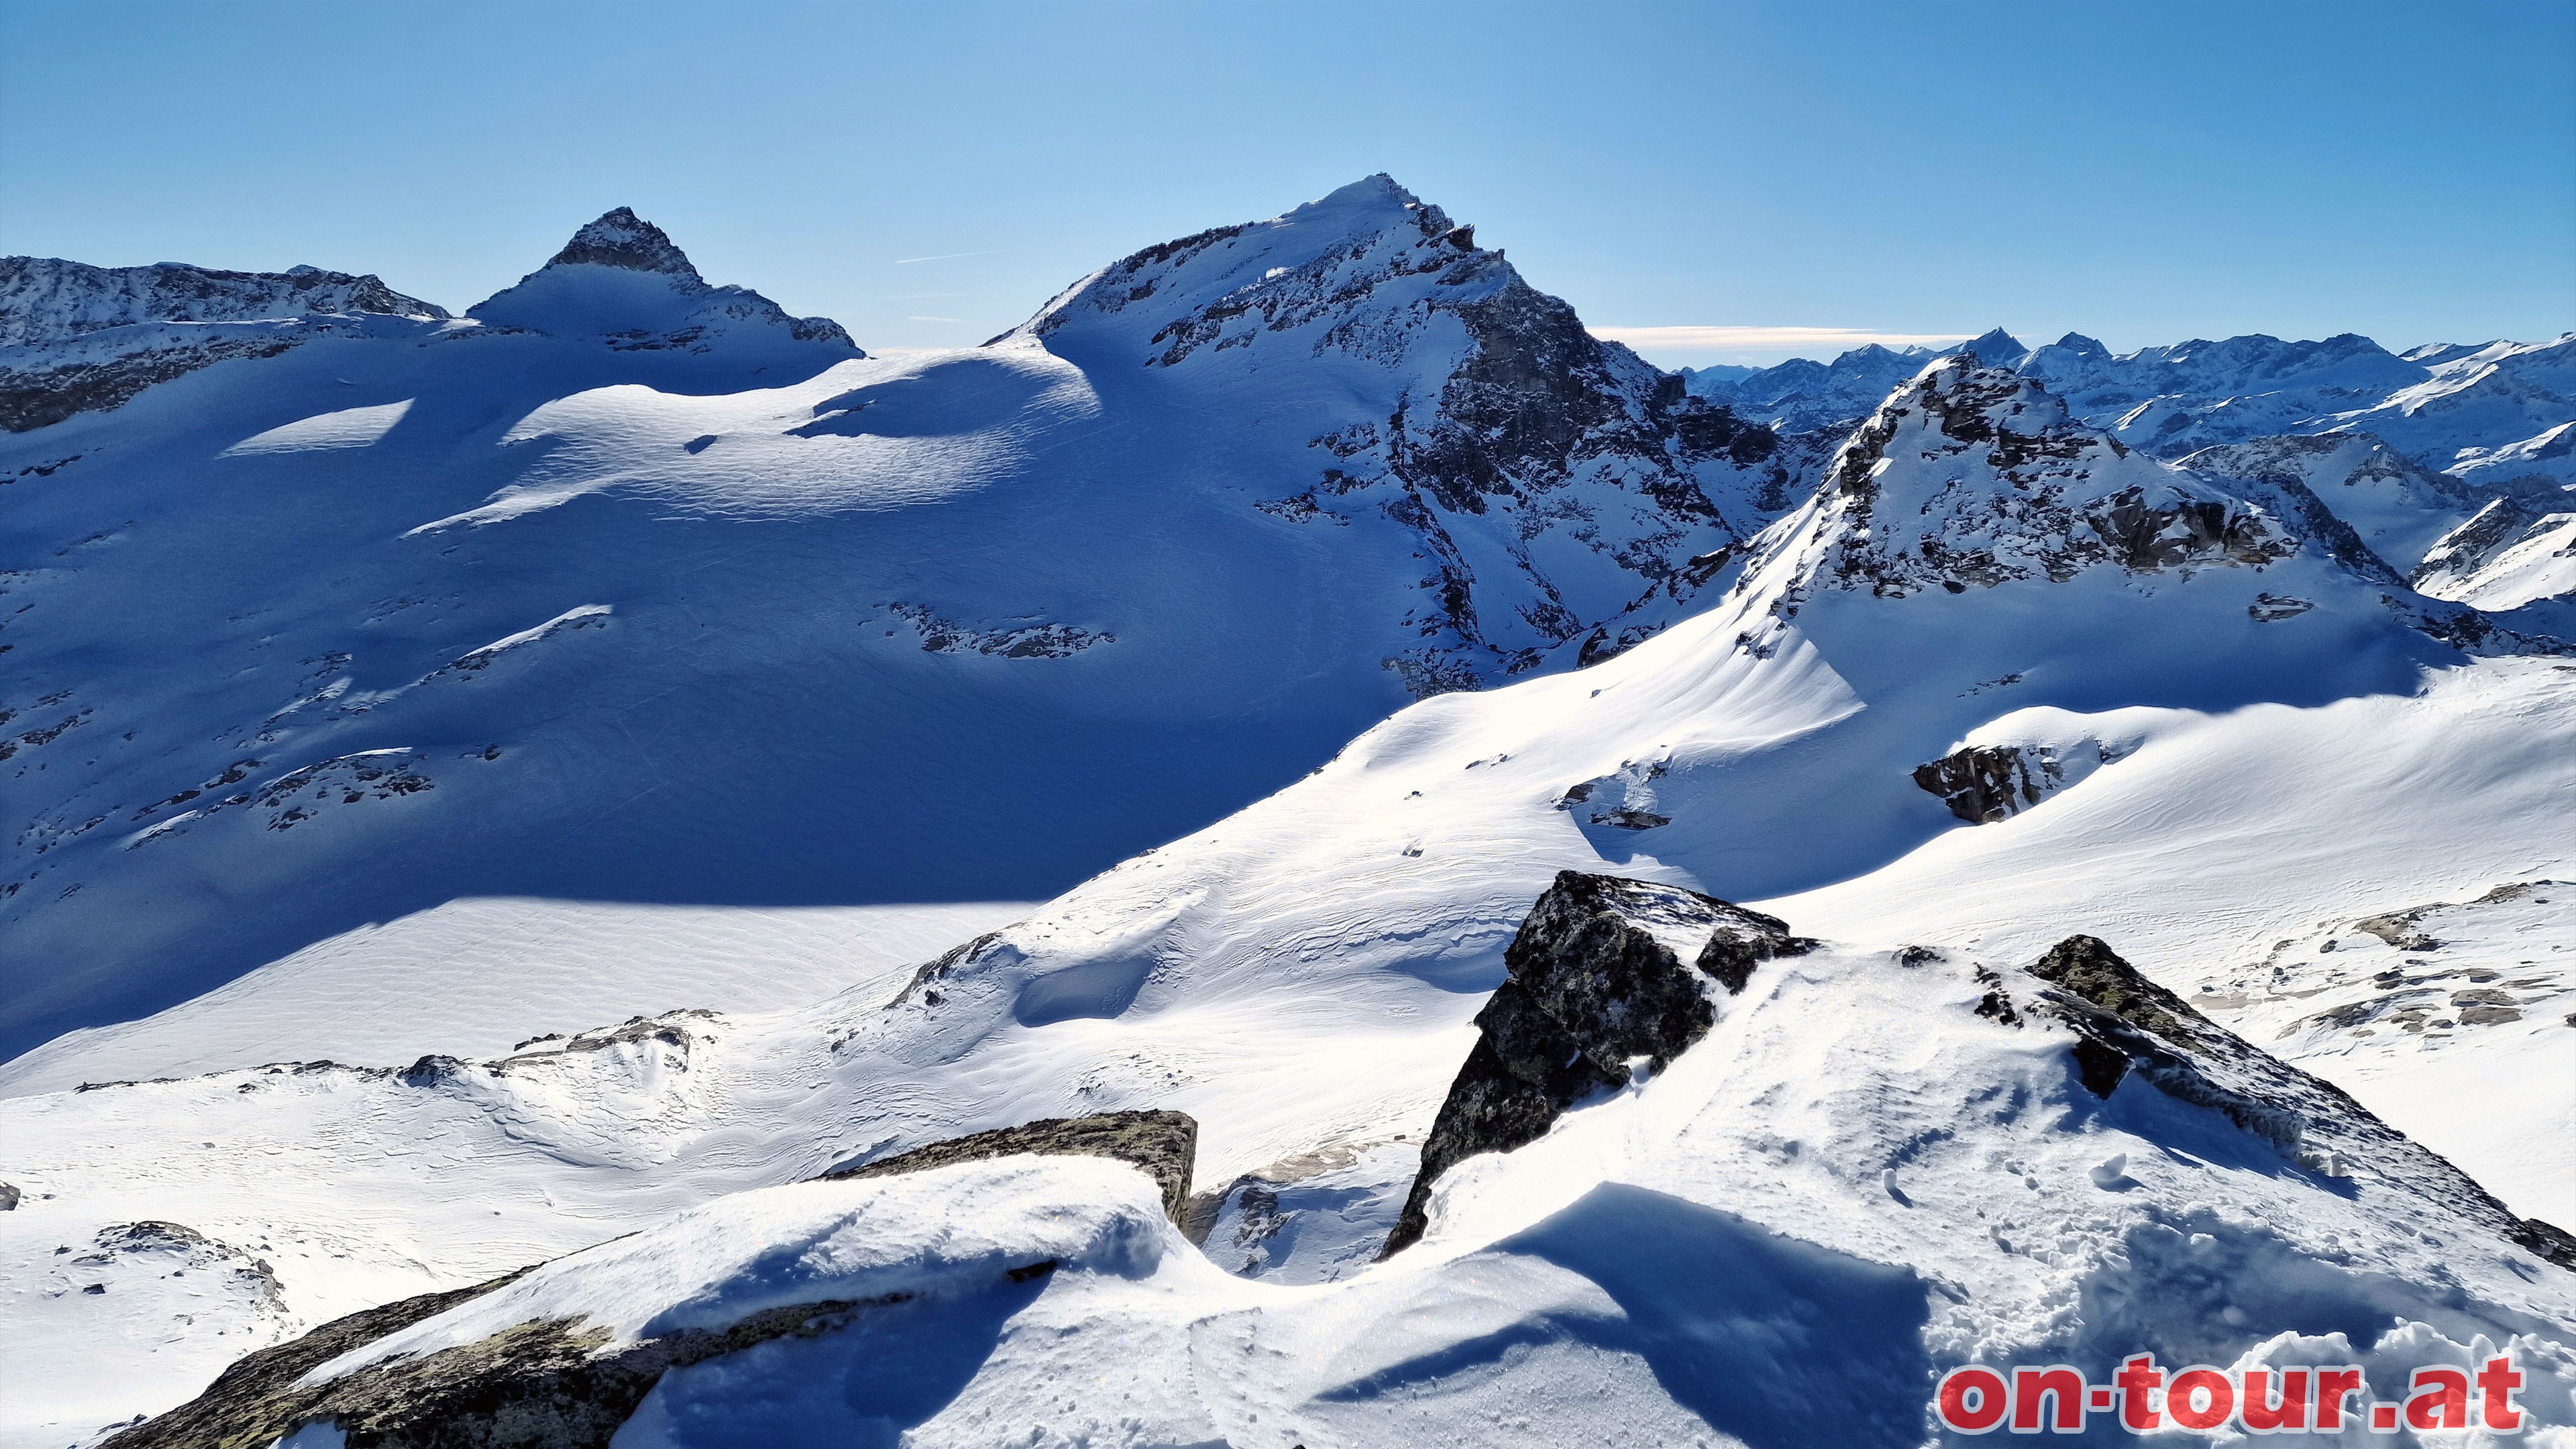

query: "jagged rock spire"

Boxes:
[541, 207, 702, 279]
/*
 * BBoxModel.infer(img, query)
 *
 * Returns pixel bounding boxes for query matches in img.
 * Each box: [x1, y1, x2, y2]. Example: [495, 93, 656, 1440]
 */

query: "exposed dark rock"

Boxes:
[1989, 934, 2573, 1272]
[539, 207, 700, 278]
[2351, 909, 2442, 952]
[0, 1182, 16, 1210]
[2026, 934, 2209, 1051]
[113, 1110, 1195, 1448]
[818, 1109, 1199, 1224]
[100, 1269, 528, 1449]
[1912, 743, 2060, 824]
[99, 1268, 896, 1449]
[883, 930, 1008, 1009]
[1381, 872, 1811, 1256]
[1, 335, 301, 432]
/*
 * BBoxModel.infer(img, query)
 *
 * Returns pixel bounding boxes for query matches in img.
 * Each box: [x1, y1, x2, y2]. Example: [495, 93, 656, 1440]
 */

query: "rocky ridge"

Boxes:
[1014, 174, 1799, 689]
[105, 1112, 1196, 1449]
[0, 258, 451, 433]
[1381, 871, 1815, 1255]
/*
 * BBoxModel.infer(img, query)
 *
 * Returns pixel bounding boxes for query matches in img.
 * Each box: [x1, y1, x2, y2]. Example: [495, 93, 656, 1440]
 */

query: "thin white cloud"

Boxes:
[1587, 325, 1977, 352]
[907, 315, 964, 324]
[893, 250, 1005, 266]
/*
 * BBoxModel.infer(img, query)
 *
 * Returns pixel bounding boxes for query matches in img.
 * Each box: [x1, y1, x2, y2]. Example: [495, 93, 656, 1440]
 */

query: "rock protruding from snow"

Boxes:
[1381, 871, 1813, 1256]
[2003, 934, 2576, 1269]
[466, 207, 859, 356]
[818, 1108, 1199, 1222]
[98, 1269, 530, 1449]
[110, 1158, 1175, 1449]
[1911, 741, 2070, 822]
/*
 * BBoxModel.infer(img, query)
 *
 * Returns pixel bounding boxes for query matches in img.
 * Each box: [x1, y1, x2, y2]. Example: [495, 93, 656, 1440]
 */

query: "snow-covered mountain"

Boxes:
[7, 341, 2573, 1444]
[1681, 326, 2027, 433]
[1688, 325, 2576, 508]
[0, 257, 452, 433]
[0, 178, 1794, 1071]
[4, 184, 2574, 1448]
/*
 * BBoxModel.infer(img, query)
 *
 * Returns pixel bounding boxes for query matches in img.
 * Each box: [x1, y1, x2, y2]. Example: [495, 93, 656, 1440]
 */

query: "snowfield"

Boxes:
[1, 180, 2571, 1447]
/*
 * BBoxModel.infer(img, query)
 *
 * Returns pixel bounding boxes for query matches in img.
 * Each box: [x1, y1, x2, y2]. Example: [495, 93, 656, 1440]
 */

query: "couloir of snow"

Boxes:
[0, 178, 1788, 1070]
[7, 356, 2573, 1445]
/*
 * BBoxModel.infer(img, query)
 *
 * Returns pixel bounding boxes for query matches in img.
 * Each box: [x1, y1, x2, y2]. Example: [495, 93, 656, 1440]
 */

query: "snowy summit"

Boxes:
[0, 176, 2571, 1449]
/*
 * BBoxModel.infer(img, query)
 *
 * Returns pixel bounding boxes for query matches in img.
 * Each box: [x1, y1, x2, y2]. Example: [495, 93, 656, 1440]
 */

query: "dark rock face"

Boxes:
[1992, 934, 2575, 1272]
[820, 1109, 1199, 1224]
[539, 207, 702, 278]
[1912, 743, 2060, 824]
[0, 1182, 17, 1210]
[1381, 872, 1812, 1256]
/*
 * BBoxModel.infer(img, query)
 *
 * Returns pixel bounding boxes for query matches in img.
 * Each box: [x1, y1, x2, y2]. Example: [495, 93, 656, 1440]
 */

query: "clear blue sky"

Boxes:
[3, 0, 2569, 364]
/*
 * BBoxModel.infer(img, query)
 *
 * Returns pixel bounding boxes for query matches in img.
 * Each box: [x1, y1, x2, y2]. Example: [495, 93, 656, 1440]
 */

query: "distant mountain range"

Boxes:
[3, 179, 2571, 1449]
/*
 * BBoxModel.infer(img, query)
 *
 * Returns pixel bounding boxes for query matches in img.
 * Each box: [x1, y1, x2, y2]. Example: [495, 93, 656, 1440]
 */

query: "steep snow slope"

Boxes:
[2412, 500, 2576, 610]
[8, 356, 2571, 1444]
[0, 178, 1789, 1066]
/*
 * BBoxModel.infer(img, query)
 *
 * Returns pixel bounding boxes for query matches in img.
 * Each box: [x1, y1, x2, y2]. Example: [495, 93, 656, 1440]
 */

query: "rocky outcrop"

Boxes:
[1911, 743, 2061, 823]
[1381, 872, 1812, 1256]
[818, 1109, 1199, 1222]
[99, 1269, 884, 1449]
[1992, 934, 2575, 1271]
[112, 1111, 1196, 1448]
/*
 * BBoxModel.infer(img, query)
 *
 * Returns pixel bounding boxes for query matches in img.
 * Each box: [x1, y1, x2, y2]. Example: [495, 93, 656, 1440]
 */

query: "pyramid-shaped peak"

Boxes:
[1954, 327, 2028, 367]
[2050, 331, 2109, 356]
[543, 207, 702, 281]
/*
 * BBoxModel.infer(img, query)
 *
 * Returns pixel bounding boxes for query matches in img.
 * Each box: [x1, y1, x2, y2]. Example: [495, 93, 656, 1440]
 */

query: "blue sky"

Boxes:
[3, 0, 2569, 365]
